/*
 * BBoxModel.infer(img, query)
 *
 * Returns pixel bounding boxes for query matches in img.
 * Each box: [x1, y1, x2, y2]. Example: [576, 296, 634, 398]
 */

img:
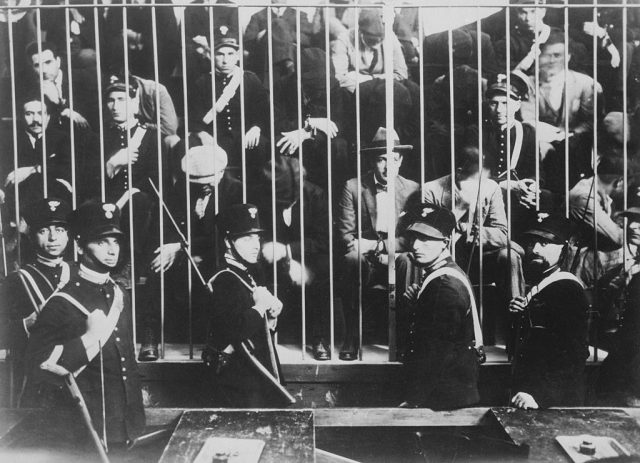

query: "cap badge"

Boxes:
[220, 25, 228, 36]
[497, 73, 507, 84]
[48, 200, 60, 211]
[248, 207, 258, 219]
[103, 203, 116, 219]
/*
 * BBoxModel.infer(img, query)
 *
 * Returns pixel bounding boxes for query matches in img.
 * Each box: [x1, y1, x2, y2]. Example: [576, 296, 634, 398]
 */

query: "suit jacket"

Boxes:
[337, 171, 419, 253]
[422, 174, 508, 251]
[23, 273, 145, 443]
[251, 180, 329, 262]
[512, 272, 589, 407]
[521, 70, 602, 135]
[404, 258, 480, 409]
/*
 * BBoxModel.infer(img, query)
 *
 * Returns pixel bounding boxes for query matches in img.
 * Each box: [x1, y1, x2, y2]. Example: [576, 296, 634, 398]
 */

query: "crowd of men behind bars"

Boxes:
[2, 0, 640, 410]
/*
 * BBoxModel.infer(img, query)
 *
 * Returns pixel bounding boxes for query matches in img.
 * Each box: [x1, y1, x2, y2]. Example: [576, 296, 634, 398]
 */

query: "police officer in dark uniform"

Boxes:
[23, 200, 145, 445]
[399, 206, 481, 410]
[203, 203, 294, 408]
[509, 216, 589, 409]
[0, 198, 72, 405]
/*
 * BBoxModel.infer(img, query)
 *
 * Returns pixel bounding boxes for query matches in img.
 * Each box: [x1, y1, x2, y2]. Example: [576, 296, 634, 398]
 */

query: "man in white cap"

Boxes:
[137, 139, 242, 360]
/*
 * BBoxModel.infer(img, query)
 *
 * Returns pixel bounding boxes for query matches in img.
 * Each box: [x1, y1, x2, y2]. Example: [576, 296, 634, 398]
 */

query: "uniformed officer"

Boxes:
[399, 205, 481, 410]
[203, 203, 294, 408]
[23, 200, 145, 445]
[509, 215, 589, 409]
[0, 198, 72, 405]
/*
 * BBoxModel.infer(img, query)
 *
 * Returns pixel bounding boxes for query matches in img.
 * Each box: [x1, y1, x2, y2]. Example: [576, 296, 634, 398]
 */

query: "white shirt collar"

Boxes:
[78, 263, 111, 285]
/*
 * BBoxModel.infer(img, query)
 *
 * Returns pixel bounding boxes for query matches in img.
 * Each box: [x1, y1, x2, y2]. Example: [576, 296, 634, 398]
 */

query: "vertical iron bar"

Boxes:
[64, 0, 77, 212]
[592, 1, 599, 362]
[476, 5, 485, 337]
[7, 6, 21, 265]
[447, 18, 456, 260]
[93, 0, 106, 202]
[354, 4, 364, 361]
[35, 10, 48, 196]
[383, 4, 396, 362]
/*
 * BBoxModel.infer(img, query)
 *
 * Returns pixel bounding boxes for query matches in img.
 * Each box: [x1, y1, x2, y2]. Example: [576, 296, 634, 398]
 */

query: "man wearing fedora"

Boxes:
[190, 27, 269, 183]
[23, 200, 145, 445]
[509, 215, 589, 409]
[337, 127, 419, 361]
[0, 198, 73, 405]
[203, 203, 292, 408]
[399, 205, 480, 410]
[136, 139, 242, 360]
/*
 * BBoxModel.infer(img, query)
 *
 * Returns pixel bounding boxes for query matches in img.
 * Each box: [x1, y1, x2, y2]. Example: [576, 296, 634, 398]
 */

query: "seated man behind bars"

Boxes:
[137, 135, 242, 360]
[337, 127, 419, 361]
[249, 156, 331, 360]
[398, 146, 525, 347]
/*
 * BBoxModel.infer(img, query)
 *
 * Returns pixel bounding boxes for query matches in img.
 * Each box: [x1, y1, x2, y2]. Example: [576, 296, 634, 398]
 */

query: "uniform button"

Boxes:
[114, 327, 118, 332]
[122, 367, 126, 372]
[116, 337, 121, 342]
[121, 357, 125, 362]
[76, 282, 80, 286]
[106, 294, 110, 298]
[123, 375, 127, 380]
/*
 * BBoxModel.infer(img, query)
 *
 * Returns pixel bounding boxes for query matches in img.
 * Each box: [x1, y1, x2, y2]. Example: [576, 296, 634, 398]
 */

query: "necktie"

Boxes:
[368, 47, 379, 74]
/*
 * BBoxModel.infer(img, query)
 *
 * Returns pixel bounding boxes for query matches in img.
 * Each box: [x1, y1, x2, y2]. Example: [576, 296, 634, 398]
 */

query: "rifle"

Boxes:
[148, 179, 295, 405]
[64, 374, 110, 463]
[0, 204, 8, 277]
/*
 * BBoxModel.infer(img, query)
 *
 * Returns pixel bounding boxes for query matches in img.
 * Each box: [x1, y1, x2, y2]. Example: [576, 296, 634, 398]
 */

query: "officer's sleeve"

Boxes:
[25, 297, 89, 376]
[0, 274, 34, 349]
[405, 277, 469, 405]
[210, 273, 265, 344]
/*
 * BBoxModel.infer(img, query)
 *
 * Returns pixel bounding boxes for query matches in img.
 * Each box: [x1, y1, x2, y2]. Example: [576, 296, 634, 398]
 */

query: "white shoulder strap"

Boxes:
[510, 120, 524, 171]
[524, 271, 584, 305]
[18, 268, 47, 307]
[50, 292, 91, 316]
[418, 266, 484, 347]
[207, 268, 254, 293]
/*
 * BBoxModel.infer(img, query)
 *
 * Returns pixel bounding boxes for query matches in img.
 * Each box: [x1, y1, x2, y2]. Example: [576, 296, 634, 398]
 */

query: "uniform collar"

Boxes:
[36, 254, 64, 268]
[78, 263, 111, 285]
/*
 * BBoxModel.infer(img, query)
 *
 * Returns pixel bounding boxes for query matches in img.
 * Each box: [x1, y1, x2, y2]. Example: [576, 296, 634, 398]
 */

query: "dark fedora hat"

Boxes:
[360, 127, 413, 156]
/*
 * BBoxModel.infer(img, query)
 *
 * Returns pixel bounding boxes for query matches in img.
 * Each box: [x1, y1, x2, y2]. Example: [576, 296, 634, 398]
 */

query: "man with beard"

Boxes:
[203, 204, 293, 407]
[509, 215, 589, 409]
[399, 205, 481, 409]
[0, 198, 72, 405]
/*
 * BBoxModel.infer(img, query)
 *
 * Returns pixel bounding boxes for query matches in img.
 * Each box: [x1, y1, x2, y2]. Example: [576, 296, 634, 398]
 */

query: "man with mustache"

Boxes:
[0, 198, 72, 405]
[509, 215, 589, 409]
[1, 95, 72, 210]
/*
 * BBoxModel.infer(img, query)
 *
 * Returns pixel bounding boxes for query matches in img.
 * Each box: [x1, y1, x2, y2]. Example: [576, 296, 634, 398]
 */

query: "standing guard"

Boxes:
[0, 198, 72, 405]
[22, 200, 145, 445]
[399, 206, 481, 410]
[509, 216, 590, 409]
[203, 203, 294, 408]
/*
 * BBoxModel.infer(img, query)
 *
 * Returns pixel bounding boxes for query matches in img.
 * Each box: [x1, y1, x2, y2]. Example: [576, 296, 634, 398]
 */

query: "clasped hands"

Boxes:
[252, 286, 283, 319]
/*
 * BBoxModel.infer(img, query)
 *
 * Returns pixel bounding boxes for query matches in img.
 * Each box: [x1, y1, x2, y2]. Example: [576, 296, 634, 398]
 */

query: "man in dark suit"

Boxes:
[137, 137, 242, 360]
[250, 156, 330, 360]
[26, 41, 99, 130]
[509, 216, 589, 409]
[399, 206, 480, 409]
[1, 95, 73, 212]
[337, 127, 419, 360]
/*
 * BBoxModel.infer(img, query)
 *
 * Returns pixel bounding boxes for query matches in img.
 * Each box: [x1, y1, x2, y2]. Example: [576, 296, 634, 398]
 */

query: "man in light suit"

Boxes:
[337, 127, 419, 360]
[519, 29, 602, 193]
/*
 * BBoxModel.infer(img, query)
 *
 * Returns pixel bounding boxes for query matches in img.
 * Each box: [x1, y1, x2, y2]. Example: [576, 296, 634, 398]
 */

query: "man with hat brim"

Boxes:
[509, 215, 589, 409]
[203, 204, 291, 408]
[0, 198, 73, 405]
[597, 206, 640, 406]
[484, 71, 552, 239]
[190, 26, 269, 183]
[398, 205, 480, 409]
[136, 136, 242, 361]
[337, 126, 419, 360]
[23, 200, 146, 444]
